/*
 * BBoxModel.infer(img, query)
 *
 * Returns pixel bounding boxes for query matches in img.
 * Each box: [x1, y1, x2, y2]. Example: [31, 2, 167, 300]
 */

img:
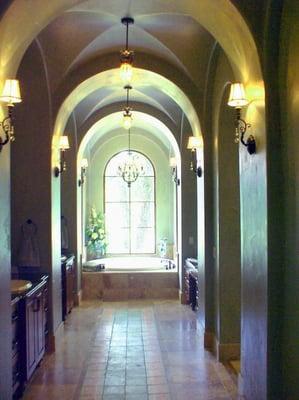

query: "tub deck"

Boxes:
[82, 270, 179, 301]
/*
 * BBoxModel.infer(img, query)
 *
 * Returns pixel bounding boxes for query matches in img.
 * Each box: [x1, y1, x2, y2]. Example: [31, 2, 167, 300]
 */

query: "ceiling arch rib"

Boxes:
[53, 68, 202, 152]
[77, 111, 181, 172]
[78, 87, 175, 125]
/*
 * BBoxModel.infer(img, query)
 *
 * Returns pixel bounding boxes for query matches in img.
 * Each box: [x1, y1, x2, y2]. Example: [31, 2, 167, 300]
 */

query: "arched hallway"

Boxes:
[22, 300, 239, 400]
[0, 1, 299, 399]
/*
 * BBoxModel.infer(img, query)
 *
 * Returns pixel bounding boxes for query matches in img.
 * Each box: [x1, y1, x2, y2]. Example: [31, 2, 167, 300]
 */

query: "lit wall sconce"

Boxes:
[227, 82, 256, 154]
[78, 158, 88, 187]
[187, 136, 203, 177]
[170, 157, 180, 185]
[0, 79, 22, 152]
[54, 135, 70, 177]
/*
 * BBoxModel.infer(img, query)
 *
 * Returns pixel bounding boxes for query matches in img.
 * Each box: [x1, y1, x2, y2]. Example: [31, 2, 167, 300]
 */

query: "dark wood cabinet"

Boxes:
[184, 258, 199, 311]
[11, 297, 22, 399]
[21, 278, 48, 381]
[61, 255, 75, 321]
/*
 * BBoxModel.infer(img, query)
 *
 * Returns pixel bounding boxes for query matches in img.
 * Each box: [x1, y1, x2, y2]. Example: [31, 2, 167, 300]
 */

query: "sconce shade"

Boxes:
[0, 79, 22, 104]
[187, 136, 203, 150]
[228, 83, 248, 108]
[120, 61, 133, 85]
[169, 157, 177, 168]
[59, 135, 70, 150]
[81, 158, 88, 169]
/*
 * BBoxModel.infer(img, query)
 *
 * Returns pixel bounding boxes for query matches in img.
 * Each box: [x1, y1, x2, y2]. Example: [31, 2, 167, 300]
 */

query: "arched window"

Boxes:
[104, 151, 155, 254]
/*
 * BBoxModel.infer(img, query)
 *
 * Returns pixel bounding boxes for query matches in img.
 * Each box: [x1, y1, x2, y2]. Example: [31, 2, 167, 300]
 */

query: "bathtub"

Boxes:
[82, 256, 179, 301]
[83, 256, 176, 272]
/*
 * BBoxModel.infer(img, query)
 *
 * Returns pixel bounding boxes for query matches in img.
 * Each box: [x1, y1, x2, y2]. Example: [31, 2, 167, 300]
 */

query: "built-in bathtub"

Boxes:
[82, 256, 178, 301]
[84, 256, 176, 272]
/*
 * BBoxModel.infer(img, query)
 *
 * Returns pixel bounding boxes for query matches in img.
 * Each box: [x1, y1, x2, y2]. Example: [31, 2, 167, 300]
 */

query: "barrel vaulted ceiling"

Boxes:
[20, 0, 218, 151]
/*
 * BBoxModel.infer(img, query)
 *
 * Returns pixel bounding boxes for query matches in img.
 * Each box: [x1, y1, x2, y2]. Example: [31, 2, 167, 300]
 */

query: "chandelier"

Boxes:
[122, 84, 133, 130]
[117, 128, 144, 187]
[120, 17, 134, 85]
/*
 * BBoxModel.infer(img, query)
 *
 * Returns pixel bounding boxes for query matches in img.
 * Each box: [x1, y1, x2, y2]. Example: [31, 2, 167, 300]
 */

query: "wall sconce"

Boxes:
[170, 157, 180, 185]
[54, 135, 70, 177]
[78, 158, 88, 187]
[0, 79, 22, 152]
[227, 82, 256, 154]
[187, 136, 203, 177]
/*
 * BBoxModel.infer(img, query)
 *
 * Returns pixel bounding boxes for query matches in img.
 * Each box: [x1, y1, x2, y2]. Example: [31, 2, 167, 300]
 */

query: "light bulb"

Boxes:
[123, 112, 132, 130]
[120, 61, 133, 85]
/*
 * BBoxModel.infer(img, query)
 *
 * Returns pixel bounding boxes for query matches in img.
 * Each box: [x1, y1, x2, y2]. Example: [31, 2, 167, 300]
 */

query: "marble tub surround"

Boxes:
[82, 272, 179, 300]
[22, 299, 242, 400]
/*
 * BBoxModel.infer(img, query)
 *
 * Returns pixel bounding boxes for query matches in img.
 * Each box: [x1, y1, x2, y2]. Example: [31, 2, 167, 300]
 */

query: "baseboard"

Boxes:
[74, 290, 82, 306]
[238, 372, 245, 397]
[47, 321, 64, 353]
[216, 340, 240, 362]
[204, 331, 215, 351]
[179, 290, 188, 304]
[204, 332, 240, 361]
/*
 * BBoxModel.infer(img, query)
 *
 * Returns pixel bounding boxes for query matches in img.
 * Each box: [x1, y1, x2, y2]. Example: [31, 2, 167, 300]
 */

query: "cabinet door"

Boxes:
[26, 297, 36, 378]
[66, 266, 74, 314]
[35, 290, 45, 362]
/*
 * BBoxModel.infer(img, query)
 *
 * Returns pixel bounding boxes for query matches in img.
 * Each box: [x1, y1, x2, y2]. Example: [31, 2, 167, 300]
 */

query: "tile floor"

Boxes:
[22, 300, 240, 400]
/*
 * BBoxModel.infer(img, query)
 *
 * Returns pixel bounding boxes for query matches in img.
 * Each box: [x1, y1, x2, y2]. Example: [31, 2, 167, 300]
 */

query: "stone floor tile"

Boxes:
[147, 384, 169, 394]
[125, 385, 147, 394]
[22, 300, 237, 400]
[104, 386, 125, 394]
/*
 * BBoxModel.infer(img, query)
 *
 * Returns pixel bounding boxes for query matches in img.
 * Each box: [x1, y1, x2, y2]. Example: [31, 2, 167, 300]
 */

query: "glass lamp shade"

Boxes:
[227, 83, 249, 108]
[187, 136, 203, 150]
[123, 112, 132, 130]
[169, 157, 177, 168]
[59, 135, 70, 150]
[81, 158, 88, 169]
[0, 79, 22, 104]
[120, 61, 133, 85]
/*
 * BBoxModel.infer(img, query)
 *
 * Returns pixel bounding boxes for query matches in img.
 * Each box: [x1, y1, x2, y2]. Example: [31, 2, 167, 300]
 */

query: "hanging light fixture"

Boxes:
[122, 84, 133, 130]
[120, 17, 134, 85]
[118, 128, 144, 187]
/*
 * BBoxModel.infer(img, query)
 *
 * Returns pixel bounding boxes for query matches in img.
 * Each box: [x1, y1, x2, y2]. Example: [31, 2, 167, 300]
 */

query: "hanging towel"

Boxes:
[61, 215, 69, 250]
[17, 219, 40, 268]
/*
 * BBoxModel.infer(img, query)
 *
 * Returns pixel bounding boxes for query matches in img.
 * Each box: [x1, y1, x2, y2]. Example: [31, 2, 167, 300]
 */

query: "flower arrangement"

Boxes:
[86, 207, 107, 255]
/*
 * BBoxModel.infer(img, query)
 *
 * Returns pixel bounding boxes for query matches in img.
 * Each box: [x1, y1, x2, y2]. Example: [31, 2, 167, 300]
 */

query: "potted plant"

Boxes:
[86, 207, 107, 259]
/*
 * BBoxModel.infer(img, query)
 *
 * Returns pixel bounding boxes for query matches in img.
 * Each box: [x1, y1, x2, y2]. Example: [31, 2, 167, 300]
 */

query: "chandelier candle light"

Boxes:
[118, 128, 144, 187]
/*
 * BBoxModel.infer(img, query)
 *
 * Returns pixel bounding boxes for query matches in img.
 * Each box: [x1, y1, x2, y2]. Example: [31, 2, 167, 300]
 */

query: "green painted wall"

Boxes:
[280, 1, 299, 398]
[212, 49, 241, 348]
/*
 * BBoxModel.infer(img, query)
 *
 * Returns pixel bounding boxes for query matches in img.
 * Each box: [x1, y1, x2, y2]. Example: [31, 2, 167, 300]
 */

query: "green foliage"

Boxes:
[86, 207, 107, 252]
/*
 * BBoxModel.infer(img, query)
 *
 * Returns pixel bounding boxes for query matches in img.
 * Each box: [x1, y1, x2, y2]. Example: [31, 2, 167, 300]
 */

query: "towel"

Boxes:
[17, 219, 40, 268]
